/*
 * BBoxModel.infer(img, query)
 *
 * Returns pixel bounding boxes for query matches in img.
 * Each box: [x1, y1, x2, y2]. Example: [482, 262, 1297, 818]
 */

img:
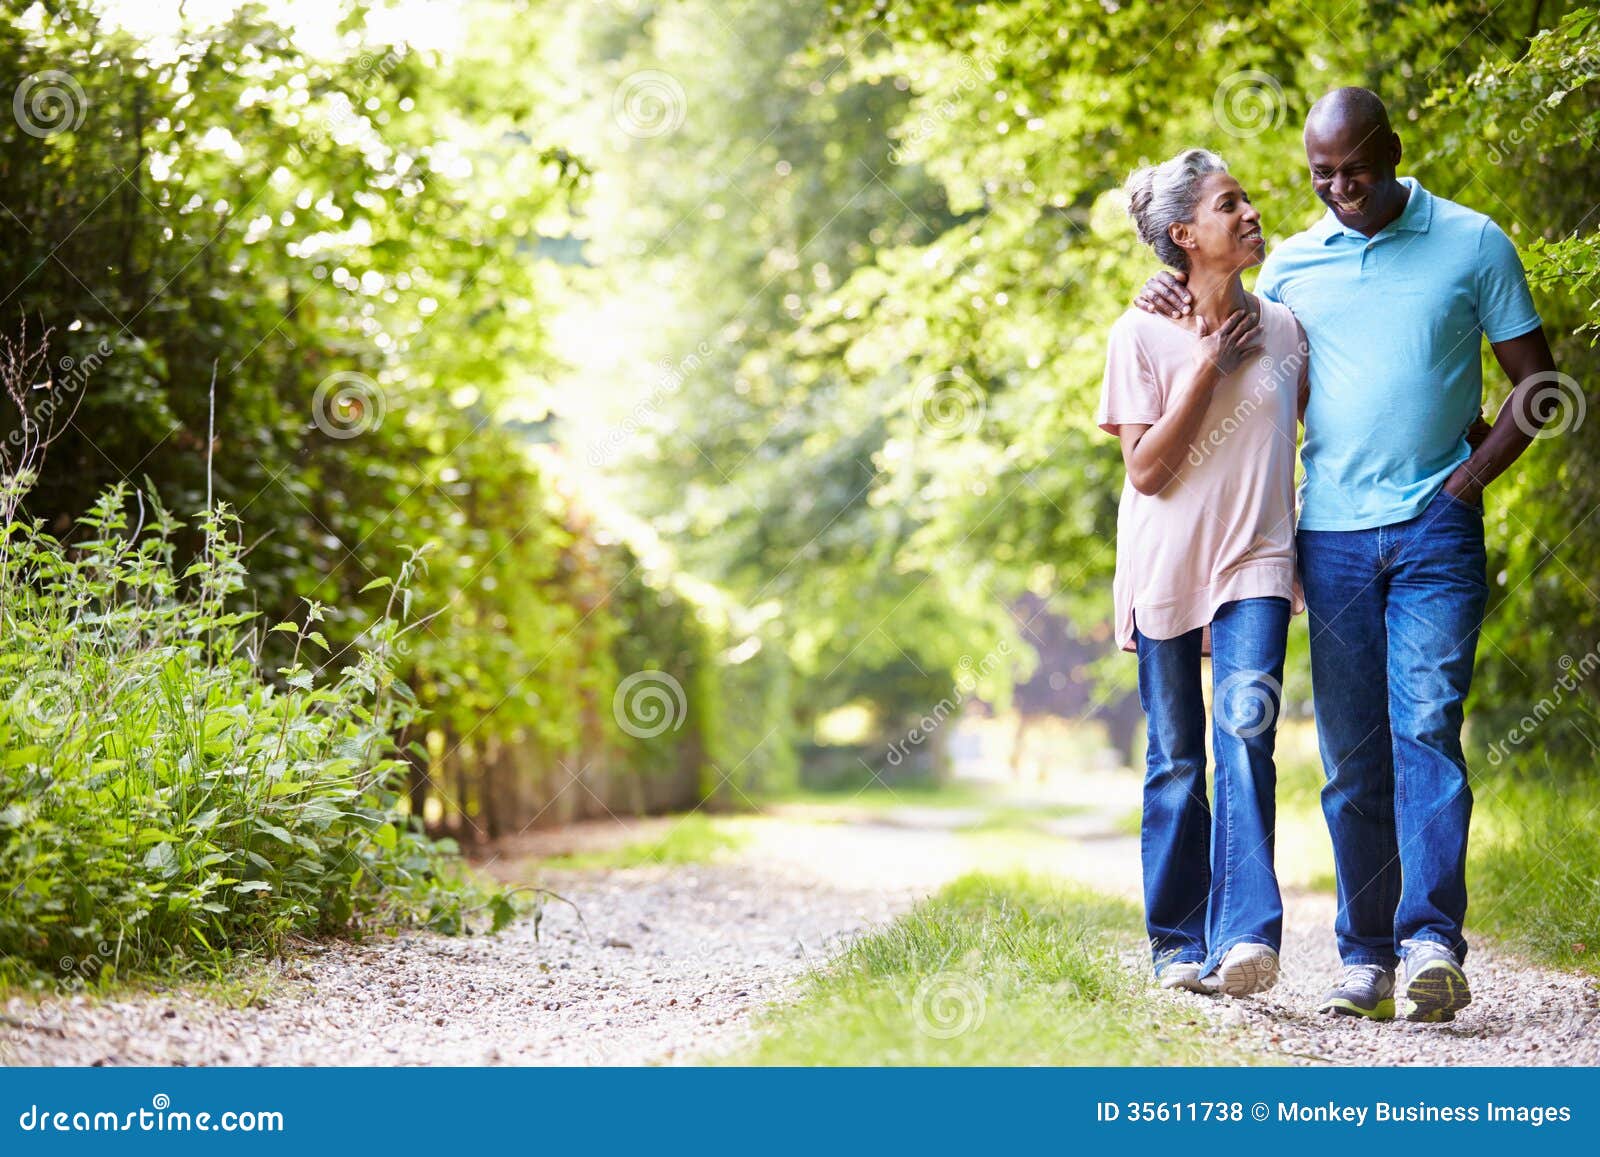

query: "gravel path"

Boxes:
[2, 860, 908, 1067]
[6, 781, 1597, 1066]
[1162, 890, 1600, 1066]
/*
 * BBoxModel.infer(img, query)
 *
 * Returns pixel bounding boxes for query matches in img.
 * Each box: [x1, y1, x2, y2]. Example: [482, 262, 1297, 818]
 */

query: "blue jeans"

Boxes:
[1135, 596, 1289, 976]
[1297, 487, 1488, 968]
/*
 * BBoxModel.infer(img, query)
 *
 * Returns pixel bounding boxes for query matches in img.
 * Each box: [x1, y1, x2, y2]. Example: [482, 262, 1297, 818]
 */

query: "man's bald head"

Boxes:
[1306, 87, 1393, 141]
[1303, 87, 1406, 237]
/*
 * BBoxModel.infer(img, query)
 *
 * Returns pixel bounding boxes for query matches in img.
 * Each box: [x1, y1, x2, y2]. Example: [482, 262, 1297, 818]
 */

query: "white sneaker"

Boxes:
[1201, 943, 1280, 997]
[1157, 961, 1210, 994]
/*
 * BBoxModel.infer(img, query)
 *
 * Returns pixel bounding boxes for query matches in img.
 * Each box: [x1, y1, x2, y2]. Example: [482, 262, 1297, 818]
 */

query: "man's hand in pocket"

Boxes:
[1465, 412, 1493, 451]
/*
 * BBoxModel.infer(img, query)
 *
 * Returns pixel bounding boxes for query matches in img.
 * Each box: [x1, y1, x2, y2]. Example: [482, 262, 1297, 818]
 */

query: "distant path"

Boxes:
[7, 776, 1598, 1065]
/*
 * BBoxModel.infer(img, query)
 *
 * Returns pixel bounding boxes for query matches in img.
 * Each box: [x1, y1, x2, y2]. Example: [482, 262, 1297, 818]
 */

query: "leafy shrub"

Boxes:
[0, 479, 503, 983]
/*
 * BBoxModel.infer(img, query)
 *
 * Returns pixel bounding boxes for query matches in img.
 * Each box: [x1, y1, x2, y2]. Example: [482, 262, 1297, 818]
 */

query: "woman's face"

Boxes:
[1173, 172, 1265, 272]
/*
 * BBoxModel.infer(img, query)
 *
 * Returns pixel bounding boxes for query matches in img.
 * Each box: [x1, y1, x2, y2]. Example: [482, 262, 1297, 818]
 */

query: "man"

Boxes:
[1136, 87, 1562, 1021]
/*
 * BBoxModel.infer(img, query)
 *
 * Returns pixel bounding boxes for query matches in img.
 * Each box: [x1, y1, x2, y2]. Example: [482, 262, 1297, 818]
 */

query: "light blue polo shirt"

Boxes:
[1256, 177, 1542, 531]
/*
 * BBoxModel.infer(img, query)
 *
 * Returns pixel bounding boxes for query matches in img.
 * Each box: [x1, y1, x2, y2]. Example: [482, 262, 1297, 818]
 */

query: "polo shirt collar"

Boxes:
[1313, 176, 1433, 244]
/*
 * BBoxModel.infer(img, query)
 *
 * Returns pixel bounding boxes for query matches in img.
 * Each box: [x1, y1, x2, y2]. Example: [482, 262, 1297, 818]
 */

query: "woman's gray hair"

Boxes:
[1123, 148, 1229, 271]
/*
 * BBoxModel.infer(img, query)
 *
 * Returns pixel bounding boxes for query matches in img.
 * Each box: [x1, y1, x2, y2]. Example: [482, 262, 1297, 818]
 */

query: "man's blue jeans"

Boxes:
[1297, 487, 1488, 967]
[1135, 596, 1289, 976]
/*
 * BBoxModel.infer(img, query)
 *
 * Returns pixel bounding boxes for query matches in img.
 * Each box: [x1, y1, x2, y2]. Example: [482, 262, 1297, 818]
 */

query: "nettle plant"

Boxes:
[0, 478, 511, 983]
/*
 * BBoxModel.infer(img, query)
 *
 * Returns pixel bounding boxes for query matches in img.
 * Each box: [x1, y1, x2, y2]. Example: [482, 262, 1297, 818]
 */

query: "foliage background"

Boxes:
[552, 0, 1600, 776]
[0, 0, 1597, 980]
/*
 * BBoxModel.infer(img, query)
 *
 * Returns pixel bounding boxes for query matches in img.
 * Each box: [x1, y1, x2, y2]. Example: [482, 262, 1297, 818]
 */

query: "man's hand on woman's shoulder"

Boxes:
[1135, 269, 1195, 319]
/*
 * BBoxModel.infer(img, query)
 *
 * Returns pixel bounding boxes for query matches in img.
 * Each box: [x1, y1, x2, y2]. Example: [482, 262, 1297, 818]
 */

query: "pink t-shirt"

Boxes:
[1096, 301, 1307, 655]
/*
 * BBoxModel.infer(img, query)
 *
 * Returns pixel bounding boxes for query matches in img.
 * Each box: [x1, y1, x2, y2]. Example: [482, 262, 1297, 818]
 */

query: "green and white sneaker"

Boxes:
[1316, 963, 1396, 1020]
[1157, 961, 1211, 994]
[1398, 939, 1471, 1023]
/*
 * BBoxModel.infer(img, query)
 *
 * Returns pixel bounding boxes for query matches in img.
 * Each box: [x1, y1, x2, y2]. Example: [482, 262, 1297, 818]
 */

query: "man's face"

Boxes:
[1304, 119, 1403, 234]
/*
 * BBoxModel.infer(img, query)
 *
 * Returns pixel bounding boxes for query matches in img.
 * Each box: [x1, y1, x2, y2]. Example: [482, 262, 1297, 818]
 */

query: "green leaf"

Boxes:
[489, 892, 517, 932]
[142, 843, 177, 876]
[255, 822, 296, 845]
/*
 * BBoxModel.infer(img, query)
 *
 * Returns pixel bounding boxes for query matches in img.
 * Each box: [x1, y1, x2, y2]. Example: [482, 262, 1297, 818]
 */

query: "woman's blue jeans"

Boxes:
[1135, 596, 1289, 976]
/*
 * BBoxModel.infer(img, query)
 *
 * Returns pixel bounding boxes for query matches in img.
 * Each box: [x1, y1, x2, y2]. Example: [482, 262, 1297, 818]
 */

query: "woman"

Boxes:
[1096, 148, 1307, 997]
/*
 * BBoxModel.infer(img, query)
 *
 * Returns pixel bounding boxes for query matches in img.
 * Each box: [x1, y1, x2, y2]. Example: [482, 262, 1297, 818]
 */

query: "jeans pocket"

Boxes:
[1438, 487, 1482, 516]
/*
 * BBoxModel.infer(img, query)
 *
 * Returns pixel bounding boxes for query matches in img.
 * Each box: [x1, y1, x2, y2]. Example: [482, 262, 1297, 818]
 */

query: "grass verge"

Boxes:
[765, 780, 993, 812]
[537, 814, 748, 870]
[1271, 753, 1599, 974]
[1468, 775, 1600, 975]
[733, 872, 1259, 1065]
